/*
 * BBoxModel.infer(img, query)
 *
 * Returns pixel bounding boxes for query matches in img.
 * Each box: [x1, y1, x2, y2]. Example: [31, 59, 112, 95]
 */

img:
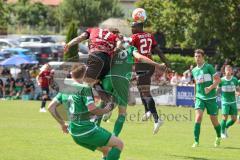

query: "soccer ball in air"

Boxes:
[132, 8, 147, 23]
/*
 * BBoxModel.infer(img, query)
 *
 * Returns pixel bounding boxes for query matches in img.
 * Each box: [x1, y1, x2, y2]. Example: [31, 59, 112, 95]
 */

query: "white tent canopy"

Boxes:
[99, 18, 131, 36]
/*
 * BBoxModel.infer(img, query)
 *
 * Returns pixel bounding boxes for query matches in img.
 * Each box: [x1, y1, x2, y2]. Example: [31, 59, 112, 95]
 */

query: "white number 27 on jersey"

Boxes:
[140, 38, 152, 54]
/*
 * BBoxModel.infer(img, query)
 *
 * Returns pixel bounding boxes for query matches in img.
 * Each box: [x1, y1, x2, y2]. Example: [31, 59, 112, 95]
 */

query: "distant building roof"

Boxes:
[7, 0, 62, 6]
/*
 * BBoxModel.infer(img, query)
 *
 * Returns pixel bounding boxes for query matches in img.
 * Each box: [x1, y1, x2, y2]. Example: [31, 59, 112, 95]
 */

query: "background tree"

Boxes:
[58, 0, 124, 27]
[64, 22, 79, 62]
[136, 0, 240, 64]
[0, 0, 10, 34]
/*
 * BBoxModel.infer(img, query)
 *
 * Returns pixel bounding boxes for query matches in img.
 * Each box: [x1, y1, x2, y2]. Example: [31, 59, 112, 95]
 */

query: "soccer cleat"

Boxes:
[40, 108, 47, 113]
[221, 133, 227, 139]
[102, 111, 112, 122]
[192, 142, 199, 148]
[153, 119, 164, 134]
[214, 137, 221, 147]
[142, 111, 152, 121]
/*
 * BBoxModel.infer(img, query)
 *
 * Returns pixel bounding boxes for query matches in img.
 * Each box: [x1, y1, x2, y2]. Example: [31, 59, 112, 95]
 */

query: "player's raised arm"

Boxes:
[132, 49, 166, 71]
[152, 45, 170, 68]
[64, 32, 89, 53]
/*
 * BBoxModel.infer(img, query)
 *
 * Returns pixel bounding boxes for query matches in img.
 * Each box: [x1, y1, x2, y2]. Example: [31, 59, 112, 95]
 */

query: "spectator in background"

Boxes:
[1, 68, 10, 76]
[170, 72, 180, 85]
[37, 64, 51, 113]
[23, 77, 35, 100]
[180, 72, 191, 85]
[30, 66, 39, 78]
[0, 79, 4, 98]
[14, 73, 24, 99]
[4, 74, 15, 98]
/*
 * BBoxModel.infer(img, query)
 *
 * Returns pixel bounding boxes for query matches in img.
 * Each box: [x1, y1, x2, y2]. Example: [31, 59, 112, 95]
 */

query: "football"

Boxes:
[132, 8, 147, 23]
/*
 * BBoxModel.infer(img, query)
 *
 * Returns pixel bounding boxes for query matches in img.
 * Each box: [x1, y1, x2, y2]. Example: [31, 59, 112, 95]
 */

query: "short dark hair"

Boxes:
[194, 49, 205, 56]
[71, 64, 86, 79]
[131, 22, 144, 28]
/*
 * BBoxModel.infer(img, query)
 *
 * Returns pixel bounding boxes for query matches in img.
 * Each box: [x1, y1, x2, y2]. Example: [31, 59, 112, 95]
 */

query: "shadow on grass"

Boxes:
[223, 146, 240, 150]
[169, 154, 210, 160]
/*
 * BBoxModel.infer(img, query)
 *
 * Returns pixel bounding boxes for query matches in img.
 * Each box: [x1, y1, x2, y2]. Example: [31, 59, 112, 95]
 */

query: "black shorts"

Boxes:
[135, 63, 155, 86]
[41, 87, 49, 95]
[85, 52, 111, 81]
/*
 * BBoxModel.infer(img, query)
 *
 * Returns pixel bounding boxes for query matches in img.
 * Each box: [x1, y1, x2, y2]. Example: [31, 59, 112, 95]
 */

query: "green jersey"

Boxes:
[219, 76, 239, 104]
[192, 63, 217, 100]
[107, 46, 137, 81]
[54, 83, 94, 124]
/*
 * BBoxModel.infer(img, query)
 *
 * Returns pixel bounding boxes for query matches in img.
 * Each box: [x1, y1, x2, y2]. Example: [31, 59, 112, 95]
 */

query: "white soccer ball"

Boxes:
[132, 8, 147, 23]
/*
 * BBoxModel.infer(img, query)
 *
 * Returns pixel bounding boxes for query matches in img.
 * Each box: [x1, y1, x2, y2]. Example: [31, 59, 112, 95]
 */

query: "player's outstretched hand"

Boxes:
[204, 87, 211, 94]
[61, 123, 69, 134]
[63, 44, 69, 54]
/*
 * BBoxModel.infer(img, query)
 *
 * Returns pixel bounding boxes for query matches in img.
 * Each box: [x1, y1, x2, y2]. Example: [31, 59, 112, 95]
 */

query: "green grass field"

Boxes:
[0, 100, 240, 160]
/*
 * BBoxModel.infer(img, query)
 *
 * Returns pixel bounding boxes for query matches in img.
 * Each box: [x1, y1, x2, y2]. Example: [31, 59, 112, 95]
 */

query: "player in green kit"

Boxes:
[191, 49, 221, 147]
[48, 64, 123, 160]
[98, 41, 166, 136]
[219, 65, 240, 138]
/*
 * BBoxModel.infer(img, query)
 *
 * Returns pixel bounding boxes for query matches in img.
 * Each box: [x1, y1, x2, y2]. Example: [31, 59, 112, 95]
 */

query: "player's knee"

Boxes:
[232, 117, 237, 122]
[195, 115, 202, 123]
[116, 139, 124, 150]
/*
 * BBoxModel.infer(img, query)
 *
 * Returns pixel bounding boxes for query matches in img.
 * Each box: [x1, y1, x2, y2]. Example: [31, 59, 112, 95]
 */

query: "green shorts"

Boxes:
[221, 102, 238, 115]
[102, 76, 129, 107]
[195, 98, 218, 115]
[70, 122, 112, 151]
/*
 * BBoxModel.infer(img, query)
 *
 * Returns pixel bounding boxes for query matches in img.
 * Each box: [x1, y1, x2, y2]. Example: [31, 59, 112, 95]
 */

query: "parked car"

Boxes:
[18, 36, 42, 43]
[0, 39, 20, 50]
[20, 43, 53, 64]
[2, 48, 37, 61]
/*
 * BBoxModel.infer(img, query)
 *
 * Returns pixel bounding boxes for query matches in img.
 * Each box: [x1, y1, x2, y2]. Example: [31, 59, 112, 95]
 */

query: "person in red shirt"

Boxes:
[37, 64, 52, 112]
[64, 27, 121, 86]
[131, 22, 170, 134]
[64, 27, 121, 110]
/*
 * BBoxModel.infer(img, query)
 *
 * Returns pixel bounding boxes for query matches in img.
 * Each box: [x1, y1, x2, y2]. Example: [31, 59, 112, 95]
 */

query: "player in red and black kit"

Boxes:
[131, 22, 170, 134]
[64, 27, 121, 106]
[37, 64, 51, 112]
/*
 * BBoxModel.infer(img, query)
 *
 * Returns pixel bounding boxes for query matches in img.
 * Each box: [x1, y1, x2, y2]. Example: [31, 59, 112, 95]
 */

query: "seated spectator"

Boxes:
[1, 68, 10, 76]
[0, 78, 4, 98]
[14, 73, 24, 99]
[4, 74, 15, 98]
[180, 72, 191, 85]
[22, 78, 35, 100]
[170, 72, 180, 85]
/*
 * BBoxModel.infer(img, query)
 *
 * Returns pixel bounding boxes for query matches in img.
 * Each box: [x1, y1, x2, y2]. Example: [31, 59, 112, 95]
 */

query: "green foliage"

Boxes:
[136, 0, 240, 64]
[153, 54, 195, 73]
[9, 1, 59, 28]
[58, 0, 124, 27]
[64, 22, 78, 62]
[0, 0, 9, 26]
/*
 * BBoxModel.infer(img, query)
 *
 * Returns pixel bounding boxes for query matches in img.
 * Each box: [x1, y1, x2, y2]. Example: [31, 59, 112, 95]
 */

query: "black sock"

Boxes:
[145, 96, 159, 123]
[140, 94, 149, 113]
[41, 99, 46, 108]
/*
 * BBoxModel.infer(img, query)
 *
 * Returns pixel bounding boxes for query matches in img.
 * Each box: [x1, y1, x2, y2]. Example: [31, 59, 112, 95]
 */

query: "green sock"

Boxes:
[220, 120, 227, 133]
[194, 123, 201, 143]
[113, 115, 126, 137]
[226, 119, 235, 128]
[106, 147, 121, 160]
[214, 124, 221, 138]
[102, 157, 107, 160]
